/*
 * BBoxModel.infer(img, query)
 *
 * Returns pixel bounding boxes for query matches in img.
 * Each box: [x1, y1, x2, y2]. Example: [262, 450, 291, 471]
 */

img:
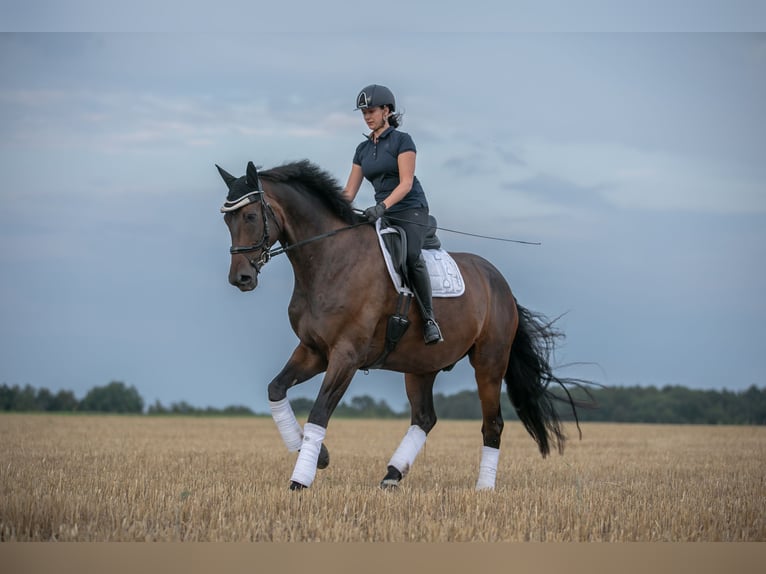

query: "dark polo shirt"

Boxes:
[353, 127, 428, 213]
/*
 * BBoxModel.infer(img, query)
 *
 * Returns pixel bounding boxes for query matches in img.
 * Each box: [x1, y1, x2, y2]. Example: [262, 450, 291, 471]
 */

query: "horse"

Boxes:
[217, 159, 590, 491]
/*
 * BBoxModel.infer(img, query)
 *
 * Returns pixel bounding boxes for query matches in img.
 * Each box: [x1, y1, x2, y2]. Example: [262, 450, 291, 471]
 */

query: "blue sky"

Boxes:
[1, 5, 765, 413]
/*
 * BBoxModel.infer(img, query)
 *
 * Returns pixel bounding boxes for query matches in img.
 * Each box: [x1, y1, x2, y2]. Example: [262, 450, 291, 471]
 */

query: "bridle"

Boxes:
[226, 186, 368, 273]
[226, 189, 283, 272]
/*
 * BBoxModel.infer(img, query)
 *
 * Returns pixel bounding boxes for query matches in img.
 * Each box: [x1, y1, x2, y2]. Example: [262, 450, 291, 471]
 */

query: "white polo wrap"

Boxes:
[290, 423, 326, 487]
[475, 446, 500, 491]
[269, 397, 303, 452]
[388, 425, 427, 477]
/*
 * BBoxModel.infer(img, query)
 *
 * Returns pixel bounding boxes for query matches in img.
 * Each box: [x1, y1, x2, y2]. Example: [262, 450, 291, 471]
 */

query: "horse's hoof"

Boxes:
[379, 465, 402, 490]
[289, 481, 308, 491]
[379, 478, 400, 490]
[317, 443, 330, 470]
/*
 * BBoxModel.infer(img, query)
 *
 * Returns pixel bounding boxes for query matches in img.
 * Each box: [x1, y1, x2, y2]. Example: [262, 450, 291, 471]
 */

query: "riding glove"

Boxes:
[364, 202, 387, 222]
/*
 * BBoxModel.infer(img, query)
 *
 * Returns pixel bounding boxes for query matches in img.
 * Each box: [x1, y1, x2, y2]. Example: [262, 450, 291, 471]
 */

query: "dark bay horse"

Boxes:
[218, 160, 589, 491]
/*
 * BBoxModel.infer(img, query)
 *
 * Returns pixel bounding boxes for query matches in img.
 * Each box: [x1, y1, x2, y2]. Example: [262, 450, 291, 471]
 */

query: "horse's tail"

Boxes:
[505, 301, 592, 457]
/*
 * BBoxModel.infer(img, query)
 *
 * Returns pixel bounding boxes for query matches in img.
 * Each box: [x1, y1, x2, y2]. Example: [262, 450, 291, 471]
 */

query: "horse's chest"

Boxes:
[288, 294, 348, 337]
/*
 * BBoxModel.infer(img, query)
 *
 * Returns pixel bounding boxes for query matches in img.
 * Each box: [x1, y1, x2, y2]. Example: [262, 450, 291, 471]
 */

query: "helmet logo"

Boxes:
[356, 90, 370, 109]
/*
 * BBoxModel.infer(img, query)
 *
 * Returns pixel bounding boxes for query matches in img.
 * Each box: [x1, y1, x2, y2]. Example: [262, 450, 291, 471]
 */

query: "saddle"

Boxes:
[376, 217, 465, 298]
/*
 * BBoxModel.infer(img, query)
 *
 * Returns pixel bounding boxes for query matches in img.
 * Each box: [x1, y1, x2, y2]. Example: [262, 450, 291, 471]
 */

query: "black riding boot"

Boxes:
[409, 256, 444, 345]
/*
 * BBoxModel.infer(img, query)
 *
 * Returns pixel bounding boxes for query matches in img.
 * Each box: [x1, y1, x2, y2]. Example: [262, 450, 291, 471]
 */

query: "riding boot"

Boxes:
[409, 256, 444, 345]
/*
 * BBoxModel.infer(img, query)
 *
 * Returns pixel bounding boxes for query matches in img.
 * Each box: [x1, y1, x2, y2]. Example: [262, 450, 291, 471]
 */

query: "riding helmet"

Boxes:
[355, 84, 396, 112]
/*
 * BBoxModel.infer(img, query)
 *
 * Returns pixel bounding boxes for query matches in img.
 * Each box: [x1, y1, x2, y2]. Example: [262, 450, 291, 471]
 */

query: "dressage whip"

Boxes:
[352, 209, 541, 246]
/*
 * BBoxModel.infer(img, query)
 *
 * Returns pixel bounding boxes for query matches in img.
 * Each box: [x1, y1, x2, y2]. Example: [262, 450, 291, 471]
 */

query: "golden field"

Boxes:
[0, 414, 764, 542]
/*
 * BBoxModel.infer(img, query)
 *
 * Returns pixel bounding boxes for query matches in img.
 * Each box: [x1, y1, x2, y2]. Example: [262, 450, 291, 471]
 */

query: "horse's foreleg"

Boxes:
[267, 344, 327, 455]
[289, 353, 358, 489]
[381, 372, 437, 488]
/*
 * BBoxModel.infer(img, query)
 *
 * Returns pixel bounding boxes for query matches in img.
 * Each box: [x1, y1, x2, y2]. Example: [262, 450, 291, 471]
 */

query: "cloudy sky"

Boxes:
[1, 3, 765, 414]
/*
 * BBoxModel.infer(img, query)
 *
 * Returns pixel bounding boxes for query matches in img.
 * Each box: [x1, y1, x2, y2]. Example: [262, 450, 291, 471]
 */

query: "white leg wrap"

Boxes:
[388, 425, 427, 477]
[476, 446, 500, 491]
[290, 423, 326, 487]
[269, 398, 303, 452]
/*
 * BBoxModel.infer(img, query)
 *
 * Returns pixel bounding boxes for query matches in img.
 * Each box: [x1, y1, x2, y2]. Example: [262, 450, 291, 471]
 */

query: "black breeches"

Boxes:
[384, 207, 429, 268]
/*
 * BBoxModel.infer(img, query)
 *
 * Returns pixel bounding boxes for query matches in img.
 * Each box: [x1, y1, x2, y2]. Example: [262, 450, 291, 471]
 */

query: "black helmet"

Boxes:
[355, 84, 396, 112]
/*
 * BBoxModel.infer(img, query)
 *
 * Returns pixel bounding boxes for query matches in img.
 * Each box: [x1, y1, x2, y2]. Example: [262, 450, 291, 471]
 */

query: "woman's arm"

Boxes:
[380, 150, 415, 209]
[343, 163, 364, 202]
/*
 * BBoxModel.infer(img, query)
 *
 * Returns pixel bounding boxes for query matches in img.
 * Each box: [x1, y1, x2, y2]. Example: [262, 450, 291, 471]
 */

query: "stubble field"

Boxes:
[0, 414, 763, 542]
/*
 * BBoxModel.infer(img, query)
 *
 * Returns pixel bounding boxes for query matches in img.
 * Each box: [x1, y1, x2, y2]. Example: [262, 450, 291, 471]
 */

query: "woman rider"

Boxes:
[342, 84, 443, 345]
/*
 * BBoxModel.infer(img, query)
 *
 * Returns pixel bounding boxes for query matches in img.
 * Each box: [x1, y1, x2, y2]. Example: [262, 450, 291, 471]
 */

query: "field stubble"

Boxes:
[1, 414, 763, 541]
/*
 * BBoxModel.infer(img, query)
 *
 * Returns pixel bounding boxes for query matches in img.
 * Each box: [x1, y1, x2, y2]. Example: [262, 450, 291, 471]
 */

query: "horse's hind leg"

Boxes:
[381, 372, 438, 489]
[471, 353, 506, 491]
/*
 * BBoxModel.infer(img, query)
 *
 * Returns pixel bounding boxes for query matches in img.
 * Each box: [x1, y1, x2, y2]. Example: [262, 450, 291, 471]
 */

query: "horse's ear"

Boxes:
[246, 161, 261, 191]
[215, 164, 237, 190]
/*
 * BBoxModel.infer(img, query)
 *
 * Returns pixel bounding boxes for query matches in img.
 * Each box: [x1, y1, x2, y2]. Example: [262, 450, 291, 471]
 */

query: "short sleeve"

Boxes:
[396, 131, 417, 155]
[353, 141, 365, 165]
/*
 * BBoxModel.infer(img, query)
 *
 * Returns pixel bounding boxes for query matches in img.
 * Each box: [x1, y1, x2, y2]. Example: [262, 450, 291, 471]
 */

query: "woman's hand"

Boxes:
[364, 202, 387, 222]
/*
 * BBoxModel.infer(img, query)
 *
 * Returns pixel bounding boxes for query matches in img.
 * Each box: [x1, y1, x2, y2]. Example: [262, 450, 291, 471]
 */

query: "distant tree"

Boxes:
[433, 390, 482, 420]
[19, 384, 39, 411]
[147, 400, 169, 415]
[79, 381, 144, 413]
[335, 395, 402, 418]
[34, 387, 54, 411]
[50, 389, 79, 412]
[3, 381, 763, 423]
[169, 401, 196, 415]
[290, 398, 315, 416]
[147, 400, 255, 416]
[740, 385, 766, 424]
[222, 405, 255, 416]
[0, 384, 18, 410]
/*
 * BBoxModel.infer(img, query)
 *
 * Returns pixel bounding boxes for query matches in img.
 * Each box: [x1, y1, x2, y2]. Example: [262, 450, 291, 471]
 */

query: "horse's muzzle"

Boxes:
[229, 262, 259, 291]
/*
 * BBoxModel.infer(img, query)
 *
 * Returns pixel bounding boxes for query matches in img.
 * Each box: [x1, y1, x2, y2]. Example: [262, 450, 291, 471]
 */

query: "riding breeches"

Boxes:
[383, 207, 429, 268]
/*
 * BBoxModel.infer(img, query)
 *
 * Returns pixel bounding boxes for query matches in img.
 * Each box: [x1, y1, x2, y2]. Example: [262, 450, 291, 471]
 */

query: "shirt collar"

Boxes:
[366, 126, 395, 141]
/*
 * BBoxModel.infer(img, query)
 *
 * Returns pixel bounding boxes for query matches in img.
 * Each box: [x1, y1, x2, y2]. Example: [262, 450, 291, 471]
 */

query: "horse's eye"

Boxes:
[244, 213, 258, 224]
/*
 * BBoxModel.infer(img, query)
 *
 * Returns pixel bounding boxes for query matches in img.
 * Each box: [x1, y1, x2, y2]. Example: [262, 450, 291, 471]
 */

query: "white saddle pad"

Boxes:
[376, 220, 465, 298]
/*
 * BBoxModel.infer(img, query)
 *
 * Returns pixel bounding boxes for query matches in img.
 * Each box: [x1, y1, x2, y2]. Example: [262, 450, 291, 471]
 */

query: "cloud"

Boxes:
[517, 139, 766, 215]
[0, 88, 357, 155]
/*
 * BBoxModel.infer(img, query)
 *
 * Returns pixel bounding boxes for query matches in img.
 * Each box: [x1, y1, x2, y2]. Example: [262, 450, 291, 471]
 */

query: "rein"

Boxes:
[229, 191, 367, 271]
[230, 196, 539, 272]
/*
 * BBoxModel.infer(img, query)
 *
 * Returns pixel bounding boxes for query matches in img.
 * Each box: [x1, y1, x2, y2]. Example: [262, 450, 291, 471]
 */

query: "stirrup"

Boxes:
[424, 320, 443, 345]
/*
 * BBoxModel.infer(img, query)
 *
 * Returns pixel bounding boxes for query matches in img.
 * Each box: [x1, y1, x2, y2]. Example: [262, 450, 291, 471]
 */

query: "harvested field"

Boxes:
[1, 414, 764, 541]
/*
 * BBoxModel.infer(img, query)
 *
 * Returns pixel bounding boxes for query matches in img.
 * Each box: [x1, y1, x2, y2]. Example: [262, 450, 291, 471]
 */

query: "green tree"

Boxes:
[49, 389, 80, 412]
[0, 384, 18, 410]
[169, 401, 196, 415]
[79, 381, 144, 413]
[433, 390, 482, 420]
[13, 385, 37, 411]
[147, 400, 169, 414]
[289, 398, 315, 416]
[222, 405, 255, 416]
[330, 395, 402, 418]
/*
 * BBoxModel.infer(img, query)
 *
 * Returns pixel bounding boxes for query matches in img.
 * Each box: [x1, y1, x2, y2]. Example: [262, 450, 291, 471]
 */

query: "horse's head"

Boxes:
[217, 162, 279, 291]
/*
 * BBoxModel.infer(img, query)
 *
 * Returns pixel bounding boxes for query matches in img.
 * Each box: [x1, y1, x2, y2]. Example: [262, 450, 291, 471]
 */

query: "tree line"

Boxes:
[1, 381, 764, 424]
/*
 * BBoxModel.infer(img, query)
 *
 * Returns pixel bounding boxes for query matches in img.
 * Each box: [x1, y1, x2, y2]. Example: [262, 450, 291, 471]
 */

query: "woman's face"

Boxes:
[361, 106, 388, 132]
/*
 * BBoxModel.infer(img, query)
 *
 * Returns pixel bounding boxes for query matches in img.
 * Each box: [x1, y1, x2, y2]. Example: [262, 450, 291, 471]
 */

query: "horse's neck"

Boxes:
[272, 192, 364, 286]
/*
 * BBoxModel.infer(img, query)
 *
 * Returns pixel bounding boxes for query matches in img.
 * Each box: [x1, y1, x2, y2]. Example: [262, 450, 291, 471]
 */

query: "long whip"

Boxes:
[353, 209, 541, 246]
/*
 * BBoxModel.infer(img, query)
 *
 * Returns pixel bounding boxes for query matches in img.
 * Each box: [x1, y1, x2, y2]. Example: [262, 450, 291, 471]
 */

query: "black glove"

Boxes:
[364, 202, 387, 222]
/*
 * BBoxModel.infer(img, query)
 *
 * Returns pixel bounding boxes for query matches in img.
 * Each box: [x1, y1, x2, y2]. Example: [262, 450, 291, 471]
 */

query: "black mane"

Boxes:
[260, 160, 357, 225]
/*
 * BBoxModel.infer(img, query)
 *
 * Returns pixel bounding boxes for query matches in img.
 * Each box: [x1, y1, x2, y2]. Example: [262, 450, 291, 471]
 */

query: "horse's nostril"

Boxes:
[239, 274, 253, 285]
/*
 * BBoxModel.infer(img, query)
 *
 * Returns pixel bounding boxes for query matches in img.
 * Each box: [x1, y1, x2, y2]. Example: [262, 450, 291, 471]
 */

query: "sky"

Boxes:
[1, 3, 765, 414]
